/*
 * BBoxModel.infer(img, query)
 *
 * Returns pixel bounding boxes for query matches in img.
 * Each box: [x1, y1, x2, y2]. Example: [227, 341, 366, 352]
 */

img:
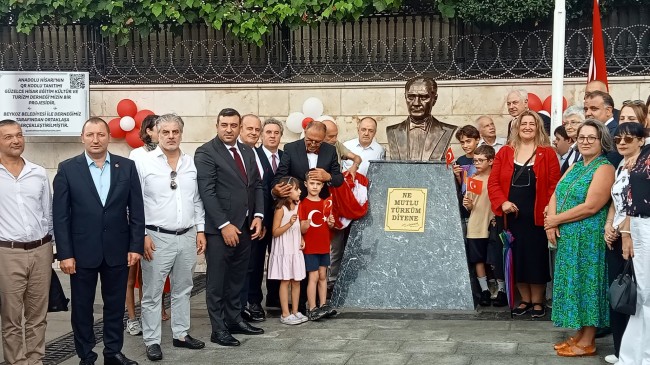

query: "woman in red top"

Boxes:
[488, 110, 561, 318]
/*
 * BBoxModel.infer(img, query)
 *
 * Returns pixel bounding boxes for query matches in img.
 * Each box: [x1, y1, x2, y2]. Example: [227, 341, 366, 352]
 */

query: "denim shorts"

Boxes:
[304, 253, 330, 272]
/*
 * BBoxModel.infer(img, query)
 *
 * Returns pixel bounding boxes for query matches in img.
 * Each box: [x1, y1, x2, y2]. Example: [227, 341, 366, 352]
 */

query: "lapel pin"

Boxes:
[115, 163, 119, 168]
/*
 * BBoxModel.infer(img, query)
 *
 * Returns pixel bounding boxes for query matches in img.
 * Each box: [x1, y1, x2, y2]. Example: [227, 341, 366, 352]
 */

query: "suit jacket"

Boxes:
[195, 137, 264, 234]
[487, 145, 561, 226]
[256, 146, 283, 229]
[271, 139, 344, 200]
[386, 117, 457, 161]
[52, 153, 145, 268]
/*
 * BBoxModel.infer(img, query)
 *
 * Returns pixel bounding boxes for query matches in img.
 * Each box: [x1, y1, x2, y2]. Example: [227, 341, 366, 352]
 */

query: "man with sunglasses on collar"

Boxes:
[134, 114, 206, 361]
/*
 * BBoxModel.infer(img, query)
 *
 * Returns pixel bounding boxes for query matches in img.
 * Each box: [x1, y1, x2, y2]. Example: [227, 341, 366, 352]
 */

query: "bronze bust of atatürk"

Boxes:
[386, 77, 457, 161]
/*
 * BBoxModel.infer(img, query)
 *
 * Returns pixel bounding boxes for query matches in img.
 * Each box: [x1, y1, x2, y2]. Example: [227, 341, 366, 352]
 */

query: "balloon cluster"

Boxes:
[285, 97, 334, 134]
[527, 93, 568, 117]
[108, 99, 156, 148]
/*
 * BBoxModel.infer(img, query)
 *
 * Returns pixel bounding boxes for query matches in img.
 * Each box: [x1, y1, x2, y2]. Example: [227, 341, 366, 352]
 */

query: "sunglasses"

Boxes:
[170, 171, 178, 190]
[614, 135, 642, 145]
[622, 99, 645, 106]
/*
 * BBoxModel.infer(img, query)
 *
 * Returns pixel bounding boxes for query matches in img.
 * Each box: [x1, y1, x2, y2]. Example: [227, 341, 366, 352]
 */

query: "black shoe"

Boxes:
[104, 352, 138, 365]
[211, 330, 240, 346]
[479, 290, 492, 307]
[248, 303, 266, 322]
[595, 327, 612, 338]
[307, 307, 326, 321]
[173, 335, 205, 349]
[241, 308, 253, 322]
[227, 321, 264, 335]
[531, 303, 546, 318]
[145, 344, 163, 361]
[492, 291, 508, 307]
[79, 361, 95, 365]
[512, 301, 533, 316]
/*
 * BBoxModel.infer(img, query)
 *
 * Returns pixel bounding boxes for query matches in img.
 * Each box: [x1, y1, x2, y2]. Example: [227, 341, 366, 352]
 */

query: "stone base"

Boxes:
[332, 161, 475, 311]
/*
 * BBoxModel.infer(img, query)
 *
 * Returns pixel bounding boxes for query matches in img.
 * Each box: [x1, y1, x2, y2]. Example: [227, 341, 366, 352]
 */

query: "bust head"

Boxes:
[404, 77, 438, 122]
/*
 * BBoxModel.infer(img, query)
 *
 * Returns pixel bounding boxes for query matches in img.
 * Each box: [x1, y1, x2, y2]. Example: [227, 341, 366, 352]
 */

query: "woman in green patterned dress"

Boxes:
[544, 120, 615, 357]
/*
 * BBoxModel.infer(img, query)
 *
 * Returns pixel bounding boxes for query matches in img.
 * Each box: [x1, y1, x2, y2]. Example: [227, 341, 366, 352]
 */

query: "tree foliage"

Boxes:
[1, 0, 647, 45]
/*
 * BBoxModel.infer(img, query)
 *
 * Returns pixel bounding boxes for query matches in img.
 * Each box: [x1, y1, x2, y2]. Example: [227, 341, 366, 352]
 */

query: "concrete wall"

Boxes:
[23, 76, 650, 180]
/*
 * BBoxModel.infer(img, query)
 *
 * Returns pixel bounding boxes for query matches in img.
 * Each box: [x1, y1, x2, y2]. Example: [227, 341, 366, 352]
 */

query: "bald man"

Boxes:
[585, 80, 620, 122]
[321, 120, 362, 174]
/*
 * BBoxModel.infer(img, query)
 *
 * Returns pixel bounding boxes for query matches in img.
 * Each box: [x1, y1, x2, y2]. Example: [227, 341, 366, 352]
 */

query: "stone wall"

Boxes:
[23, 76, 650, 180]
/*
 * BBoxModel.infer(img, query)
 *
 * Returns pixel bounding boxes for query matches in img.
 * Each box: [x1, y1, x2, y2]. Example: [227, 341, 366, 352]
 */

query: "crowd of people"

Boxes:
[0, 79, 649, 365]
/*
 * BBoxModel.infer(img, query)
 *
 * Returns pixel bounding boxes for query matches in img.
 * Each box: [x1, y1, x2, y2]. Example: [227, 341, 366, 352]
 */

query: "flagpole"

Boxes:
[550, 0, 566, 135]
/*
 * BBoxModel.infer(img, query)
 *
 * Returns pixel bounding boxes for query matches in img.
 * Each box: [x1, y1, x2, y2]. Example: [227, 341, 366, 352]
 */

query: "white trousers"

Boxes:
[141, 228, 197, 346]
[618, 216, 650, 365]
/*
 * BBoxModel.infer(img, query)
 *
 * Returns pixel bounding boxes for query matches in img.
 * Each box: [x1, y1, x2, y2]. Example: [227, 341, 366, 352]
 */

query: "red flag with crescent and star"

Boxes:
[467, 177, 483, 195]
[445, 147, 455, 168]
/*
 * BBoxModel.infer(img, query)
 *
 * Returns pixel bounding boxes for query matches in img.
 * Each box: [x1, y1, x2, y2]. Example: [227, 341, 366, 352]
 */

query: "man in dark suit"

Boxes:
[258, 119, 284, 310]
[584, 90, 623, 166]
[53, 118, 144, 365]
[386, 77, 457, 161]
[238, 116, 286, 320]
[271, 121, 344, 312]
[585, 80, 620, 123]
[195, 108, 265, 347]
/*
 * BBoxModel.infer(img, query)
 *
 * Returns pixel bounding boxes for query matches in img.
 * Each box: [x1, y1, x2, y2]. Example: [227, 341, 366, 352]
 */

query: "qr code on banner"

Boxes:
[69, 73, 85, 89]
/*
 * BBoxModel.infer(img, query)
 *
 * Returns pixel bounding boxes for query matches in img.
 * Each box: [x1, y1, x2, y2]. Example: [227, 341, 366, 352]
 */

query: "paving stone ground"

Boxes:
[2, 275, 612, 365]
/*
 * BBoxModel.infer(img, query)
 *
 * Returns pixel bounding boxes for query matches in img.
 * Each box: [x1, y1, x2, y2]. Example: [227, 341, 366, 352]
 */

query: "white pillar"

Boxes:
[551, 0, 567, 135]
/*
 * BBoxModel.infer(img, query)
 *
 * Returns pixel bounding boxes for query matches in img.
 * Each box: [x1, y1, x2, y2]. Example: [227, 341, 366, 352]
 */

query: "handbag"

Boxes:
[48, 268, 69, 312]
[609, 258, 637, 315]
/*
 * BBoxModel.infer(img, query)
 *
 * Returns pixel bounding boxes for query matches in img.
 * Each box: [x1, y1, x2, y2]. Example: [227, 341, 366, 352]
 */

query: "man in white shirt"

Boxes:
[553, 125, 573, 167]
[0, 119, 54, 365]
[136, 114, 207, 361]
[475, 116, 506, 153]
[342, 117, 385, 175]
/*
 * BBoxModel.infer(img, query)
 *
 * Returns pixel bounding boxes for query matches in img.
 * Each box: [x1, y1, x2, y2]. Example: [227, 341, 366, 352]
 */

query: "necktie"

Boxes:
[230, 147, 248, 184]
[271, 154, 277, 174]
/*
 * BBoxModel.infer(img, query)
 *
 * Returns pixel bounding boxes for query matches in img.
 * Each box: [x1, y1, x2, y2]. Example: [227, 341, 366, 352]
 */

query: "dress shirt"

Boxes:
[238, 138, 263, 179]
[262, 146, 280, 174]
[135, 147, 205, 232]
[558, 150, 570, 167]
[307, 153, 318, 169]
[604, 117, 614, 129]
[219, 142, 263, 229]
[128, 146, 149, 162]
[85, 152, 111, 206]
[342, 138, 385, 175]
[478, 137, 507, 153]
[0, 159, 53, 242]
[567, 143, 581, 164]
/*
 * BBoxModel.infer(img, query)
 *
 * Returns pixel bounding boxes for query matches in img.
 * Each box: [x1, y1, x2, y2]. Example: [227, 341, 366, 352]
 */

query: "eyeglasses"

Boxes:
[170, 171, 178, 190]
[304, 138, 323, 147]
[622, 99, 645, 106]
[614, 135, 642, 145]
[562, 120, 583, 126]
[472, 158, 489, 164]
[577, 136, 598, 144]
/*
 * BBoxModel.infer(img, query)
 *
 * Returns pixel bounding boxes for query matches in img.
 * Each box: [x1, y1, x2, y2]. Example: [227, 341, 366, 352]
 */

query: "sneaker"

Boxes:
[280, 314, 302, 325]
[294, 312, 309, 324]
[306, 307, 326, 321]
[604, 354, 618, 364]
[479, 290, 492, 307]
[126, 318, 142, 336]
[492, 291, 508, 307]
[319, 303, 338, 318]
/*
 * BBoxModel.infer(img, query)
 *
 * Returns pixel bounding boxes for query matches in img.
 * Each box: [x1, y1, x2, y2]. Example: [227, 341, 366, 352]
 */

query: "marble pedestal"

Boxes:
[331, 161, 475, 311]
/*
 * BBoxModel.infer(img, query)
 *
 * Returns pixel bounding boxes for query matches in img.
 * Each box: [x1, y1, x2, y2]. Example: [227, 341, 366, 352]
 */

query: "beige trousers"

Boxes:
[0, 243, 53, 365]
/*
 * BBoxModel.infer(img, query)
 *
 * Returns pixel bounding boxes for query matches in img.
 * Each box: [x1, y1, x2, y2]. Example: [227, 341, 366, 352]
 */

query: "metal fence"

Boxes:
[0, 5, 649, 84]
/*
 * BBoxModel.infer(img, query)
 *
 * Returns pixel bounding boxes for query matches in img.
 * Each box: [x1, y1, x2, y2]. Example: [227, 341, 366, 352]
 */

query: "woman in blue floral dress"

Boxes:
[544, 120, 616, 357]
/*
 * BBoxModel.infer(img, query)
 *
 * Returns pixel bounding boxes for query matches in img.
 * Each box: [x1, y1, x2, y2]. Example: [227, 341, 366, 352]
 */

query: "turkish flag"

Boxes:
[445, 147, 455, 168]
[588, 0, 608, 88]
[467, 177, 483, 195]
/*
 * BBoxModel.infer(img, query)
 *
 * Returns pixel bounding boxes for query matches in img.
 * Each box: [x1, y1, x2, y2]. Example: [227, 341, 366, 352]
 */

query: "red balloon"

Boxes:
[125, 128, 144, 148]
[134, 109, 154, 129]
[117, 99, 138, 118]
[108, 117, 126, 139]
[302, 117, 314, 130]
[527, 93, 543, 112]
[542, 96, 568, 114]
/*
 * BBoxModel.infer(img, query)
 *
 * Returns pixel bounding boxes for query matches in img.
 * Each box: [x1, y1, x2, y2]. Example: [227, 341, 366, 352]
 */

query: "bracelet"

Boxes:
[619, 230, 631, 235]
[605, 219, 613, 223]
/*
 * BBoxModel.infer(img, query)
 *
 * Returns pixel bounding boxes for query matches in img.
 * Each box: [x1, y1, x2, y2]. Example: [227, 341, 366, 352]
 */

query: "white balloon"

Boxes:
[286, 112, 306, 134]
[302, 97, 324, 119]
[119, 116, 136, 132]
[316, 115, 334, 122]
